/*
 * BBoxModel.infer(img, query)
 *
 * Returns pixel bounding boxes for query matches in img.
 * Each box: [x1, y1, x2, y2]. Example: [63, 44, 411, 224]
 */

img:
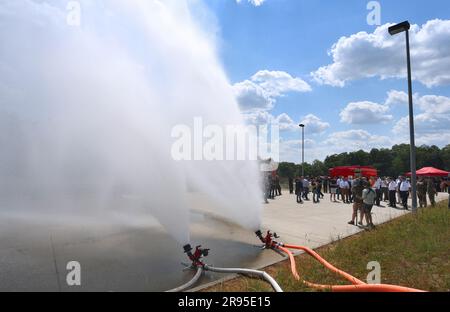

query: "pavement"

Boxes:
[0, 191, 447, 292]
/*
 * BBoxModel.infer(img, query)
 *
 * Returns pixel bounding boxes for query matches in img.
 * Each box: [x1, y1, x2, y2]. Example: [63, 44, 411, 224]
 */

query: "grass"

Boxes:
[205, 200, 450, 292]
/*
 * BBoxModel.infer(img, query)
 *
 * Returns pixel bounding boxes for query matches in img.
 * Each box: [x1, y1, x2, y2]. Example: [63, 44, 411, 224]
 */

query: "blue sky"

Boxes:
[204, 0, 450, 163]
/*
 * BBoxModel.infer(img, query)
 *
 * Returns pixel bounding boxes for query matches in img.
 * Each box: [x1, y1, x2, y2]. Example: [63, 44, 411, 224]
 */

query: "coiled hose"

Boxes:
[166, 266, 204, 293]
[204, 265, 283, 293]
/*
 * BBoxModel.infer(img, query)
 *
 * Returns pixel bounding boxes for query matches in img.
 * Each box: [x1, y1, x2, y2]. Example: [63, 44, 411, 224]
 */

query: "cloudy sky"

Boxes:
[205, 0, 450, 163]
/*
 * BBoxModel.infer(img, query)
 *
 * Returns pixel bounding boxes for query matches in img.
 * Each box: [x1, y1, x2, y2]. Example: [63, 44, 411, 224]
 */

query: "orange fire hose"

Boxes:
[283, 244, 364, 285]
[277, 244, 425, 292]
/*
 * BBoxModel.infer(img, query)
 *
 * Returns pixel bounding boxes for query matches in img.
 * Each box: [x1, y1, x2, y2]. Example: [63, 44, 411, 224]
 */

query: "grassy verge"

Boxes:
[205, 200, 450, 292]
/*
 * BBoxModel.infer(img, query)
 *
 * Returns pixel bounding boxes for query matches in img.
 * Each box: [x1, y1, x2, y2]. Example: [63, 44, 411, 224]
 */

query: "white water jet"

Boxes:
[0, 0, 263, 244]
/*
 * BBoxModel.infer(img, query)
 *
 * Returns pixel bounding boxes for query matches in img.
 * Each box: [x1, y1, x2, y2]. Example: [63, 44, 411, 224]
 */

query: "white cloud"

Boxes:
[242, 109, 272, 125]
[393, 114, 450, 146]
[233, 70, 311, 111]
[386, 90, 450, 113]
[385, 90, 409, 106]
[279, 129, 394, 163]
[233, 80, 273, 112]
[325, 130, 392, 151]
[236, 0, 265, 7]
[417, 95, 450, 114]
[274, 113, 296, 131]
[251, 70, 312, 96]
[299, 114, 330, 134]
[340, 101, 393, 124]
[312, 19, 450, 88]
[279, 138, 320, 163]
[242, 111, 298, 132]
[391, 93, 450, 146]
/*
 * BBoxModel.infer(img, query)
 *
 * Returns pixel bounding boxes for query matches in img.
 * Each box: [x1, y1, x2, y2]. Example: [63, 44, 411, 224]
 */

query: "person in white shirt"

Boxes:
[374, 177, 382, 206]
[396, 176, 402, 204]
[381, 178, 389, 201]
[336, 177, 342, 201]
[388, 178, 398, 208]
[398, 176, 411, 209]
[339, 178, 350, 204]
[302, 178, 310, 201]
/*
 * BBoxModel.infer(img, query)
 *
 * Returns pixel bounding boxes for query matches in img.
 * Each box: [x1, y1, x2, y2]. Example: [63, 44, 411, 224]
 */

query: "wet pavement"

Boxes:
[0, 191, 447, 292]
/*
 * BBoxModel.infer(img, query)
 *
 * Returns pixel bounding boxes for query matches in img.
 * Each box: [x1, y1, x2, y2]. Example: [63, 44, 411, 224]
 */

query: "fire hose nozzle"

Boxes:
[255, 230, 264, 243]
[183, 244, 209, 268]
[183, 244, 193, 254]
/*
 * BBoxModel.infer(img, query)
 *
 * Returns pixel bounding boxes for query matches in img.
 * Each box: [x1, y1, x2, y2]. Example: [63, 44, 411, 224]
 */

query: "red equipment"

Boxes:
[183, 244, 210, 267]
[329, 166, 378, 178]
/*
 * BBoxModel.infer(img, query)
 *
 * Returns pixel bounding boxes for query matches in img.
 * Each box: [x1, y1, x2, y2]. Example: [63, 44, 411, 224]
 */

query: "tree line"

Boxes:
[278, 144, 450, 180]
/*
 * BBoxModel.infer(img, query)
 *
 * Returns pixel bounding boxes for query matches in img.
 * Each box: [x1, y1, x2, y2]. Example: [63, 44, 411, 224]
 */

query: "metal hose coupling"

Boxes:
[183, 244, 209, 267]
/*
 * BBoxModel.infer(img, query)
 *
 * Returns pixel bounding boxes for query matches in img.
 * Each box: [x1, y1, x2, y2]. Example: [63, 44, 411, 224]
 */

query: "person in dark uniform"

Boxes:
[275, 175, 282, 196]
[427, 178, 437, 207]
[317, 179, 325, 199]
[323, 177, 329, 194]
[417, 177, 427, 208]
[268, 174, 275, 199]
[295, 177, 304, 204]
[289, 177, 294, 194]
[348, 178, 364, 226]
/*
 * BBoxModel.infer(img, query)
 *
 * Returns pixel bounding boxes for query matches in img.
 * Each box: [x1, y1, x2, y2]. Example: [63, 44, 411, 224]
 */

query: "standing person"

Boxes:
[329, 178, 338, 202]
[398, 176, 411, 209]
[381, 178, 389, 202]
[374, 177, 382, 206]
[302, 177, 310, 201]
[348, 176, 354, 203]
[388, 178, 397, 208]
[312, 179, 320, 203]
[269, 174, 276, 199]
[295, 177, 304, 204]
[396, 176, 402, 205]
[289, 177, 294, 194]
[336, 176, 342, 201]
[323, 177, 329, 194]
[362, 181, 377, 229]
[417, 177, 428, 208]
[275, 175, 282, 196]
[427, 178, 437, 207]
[348, 178, 364, 226]
[317, 179, 325, 199]
[339, 177, 350, 204]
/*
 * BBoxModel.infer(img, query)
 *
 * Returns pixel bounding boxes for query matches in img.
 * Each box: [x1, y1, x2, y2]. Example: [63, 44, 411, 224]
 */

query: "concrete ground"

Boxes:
[0, 191, 447, 292]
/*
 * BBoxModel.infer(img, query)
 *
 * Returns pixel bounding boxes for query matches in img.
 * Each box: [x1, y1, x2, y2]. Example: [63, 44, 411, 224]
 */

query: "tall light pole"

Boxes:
[388, 21, 418, 213]
[299, 124, 305, 177]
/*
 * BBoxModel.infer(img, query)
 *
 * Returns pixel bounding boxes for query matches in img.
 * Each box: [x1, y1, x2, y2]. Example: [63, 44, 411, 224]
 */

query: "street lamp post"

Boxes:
[388, 21, 418, 213]
[299, 124, 305, 177]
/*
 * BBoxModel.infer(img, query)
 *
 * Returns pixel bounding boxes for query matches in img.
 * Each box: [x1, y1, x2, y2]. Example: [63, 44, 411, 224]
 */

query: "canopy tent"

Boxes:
[329, 166, 378, 178]
[406, 167, 450, 177]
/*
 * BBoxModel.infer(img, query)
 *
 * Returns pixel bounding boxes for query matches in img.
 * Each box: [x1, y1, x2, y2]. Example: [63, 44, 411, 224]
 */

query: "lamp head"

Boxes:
[388, 21, 410, 36]
[299, 124, 305, 128]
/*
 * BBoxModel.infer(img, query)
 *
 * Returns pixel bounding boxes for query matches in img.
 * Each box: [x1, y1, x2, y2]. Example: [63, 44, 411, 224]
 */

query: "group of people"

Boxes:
[291, 177, 325, 204]
[263, 174, 283, 203]
[262, 172, 450, 228]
